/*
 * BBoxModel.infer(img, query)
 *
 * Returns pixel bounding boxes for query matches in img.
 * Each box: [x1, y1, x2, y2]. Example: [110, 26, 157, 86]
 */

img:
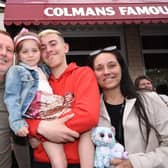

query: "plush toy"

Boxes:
[91, 126, 128, 168]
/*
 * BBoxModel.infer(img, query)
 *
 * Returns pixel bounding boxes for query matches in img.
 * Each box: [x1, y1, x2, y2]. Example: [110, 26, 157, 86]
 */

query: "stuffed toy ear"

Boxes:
[92, 127, 96, 132]
[111, 126, 116, 135]
[91, 127, 96, 136]
[91, 127, 96, 142]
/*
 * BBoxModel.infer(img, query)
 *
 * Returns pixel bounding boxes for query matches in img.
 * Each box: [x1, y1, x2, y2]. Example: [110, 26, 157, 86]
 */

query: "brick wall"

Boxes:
[124, 25, 145, 81]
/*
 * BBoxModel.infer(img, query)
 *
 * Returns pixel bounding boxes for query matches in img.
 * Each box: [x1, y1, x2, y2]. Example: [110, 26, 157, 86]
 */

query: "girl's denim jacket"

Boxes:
[4, 62, 50, 134]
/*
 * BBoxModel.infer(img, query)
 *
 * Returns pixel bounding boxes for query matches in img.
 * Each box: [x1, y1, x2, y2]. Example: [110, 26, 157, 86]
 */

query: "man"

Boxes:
[134, 75, 154, 91]
[0, 29, 80, 168]
[0, 29, 14, 168]
[0, 29, 33, 168]
[27, 29, 100, 168]
[134, 75, 168, 106]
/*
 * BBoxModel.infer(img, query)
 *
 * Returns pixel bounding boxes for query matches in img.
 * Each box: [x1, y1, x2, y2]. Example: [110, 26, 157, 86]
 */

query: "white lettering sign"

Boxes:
[119, 6, 168, 15]
[44, 6, 168, 17]
[44, 7, 115, 17]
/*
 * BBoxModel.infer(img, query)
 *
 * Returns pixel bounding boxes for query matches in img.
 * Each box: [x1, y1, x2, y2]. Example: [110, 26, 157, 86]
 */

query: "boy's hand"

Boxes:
[38, 113, 79, 143]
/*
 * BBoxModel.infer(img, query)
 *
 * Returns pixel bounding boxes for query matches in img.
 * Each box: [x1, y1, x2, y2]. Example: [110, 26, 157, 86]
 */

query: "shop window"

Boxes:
[142, 35, 168, 49]
[66, 54, 88, 66]
[65, 36, 121, 66]
[65, 36, 120, 51]
[142, 35, 168, 87]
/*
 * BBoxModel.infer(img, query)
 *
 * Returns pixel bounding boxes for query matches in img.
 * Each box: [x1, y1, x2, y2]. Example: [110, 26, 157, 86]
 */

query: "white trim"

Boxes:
[142, 49, 168, 54]
[0, 3, 5, 8]
[140, 24, 168, 35]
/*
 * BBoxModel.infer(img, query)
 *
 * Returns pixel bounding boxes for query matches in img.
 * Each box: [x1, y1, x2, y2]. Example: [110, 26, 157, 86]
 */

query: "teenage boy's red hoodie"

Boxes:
[27, 63, 100, 164]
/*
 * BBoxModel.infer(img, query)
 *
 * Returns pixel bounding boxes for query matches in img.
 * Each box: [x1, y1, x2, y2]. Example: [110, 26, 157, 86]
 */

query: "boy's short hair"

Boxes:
[38, 29, 64, 42]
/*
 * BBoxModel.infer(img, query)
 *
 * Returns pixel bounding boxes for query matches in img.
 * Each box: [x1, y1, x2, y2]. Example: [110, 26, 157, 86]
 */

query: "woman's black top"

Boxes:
[104, 100, 125, 146]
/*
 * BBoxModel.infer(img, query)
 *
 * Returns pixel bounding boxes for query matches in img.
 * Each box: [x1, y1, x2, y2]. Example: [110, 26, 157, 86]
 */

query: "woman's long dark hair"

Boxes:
[88, 50, 158, 143]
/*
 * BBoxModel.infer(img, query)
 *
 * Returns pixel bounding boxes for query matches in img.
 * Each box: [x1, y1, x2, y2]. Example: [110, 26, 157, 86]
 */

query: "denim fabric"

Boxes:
[4, 63, 49, 134]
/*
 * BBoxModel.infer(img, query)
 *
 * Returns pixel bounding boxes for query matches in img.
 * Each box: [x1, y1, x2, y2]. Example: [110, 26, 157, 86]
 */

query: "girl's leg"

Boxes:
[43, 141, 67, 168]
[78, 131, 94, 168]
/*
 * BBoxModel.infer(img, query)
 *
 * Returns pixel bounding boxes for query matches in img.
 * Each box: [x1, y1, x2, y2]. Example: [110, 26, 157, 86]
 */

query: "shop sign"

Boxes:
[44, 5, 168, 18]
[5, 3, 168, 25]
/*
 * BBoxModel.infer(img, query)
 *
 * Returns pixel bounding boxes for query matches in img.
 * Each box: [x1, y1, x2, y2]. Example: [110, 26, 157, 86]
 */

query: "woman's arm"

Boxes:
[129, 92, 168, 168]
[111, 159, 133, 168]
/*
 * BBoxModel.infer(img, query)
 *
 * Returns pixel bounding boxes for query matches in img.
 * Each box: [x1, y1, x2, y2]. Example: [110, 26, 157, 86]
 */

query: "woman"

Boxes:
[88, 46, 168, 168]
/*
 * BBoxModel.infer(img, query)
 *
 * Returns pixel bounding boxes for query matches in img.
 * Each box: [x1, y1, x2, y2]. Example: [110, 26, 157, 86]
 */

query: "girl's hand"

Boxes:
[111, 158, 133, 168]
[16, 126, 29, 137]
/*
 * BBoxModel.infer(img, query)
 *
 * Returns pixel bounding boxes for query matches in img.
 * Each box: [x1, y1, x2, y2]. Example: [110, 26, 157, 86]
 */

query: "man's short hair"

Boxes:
[38, 29, 64, 42]
[134, 75, 153, 89]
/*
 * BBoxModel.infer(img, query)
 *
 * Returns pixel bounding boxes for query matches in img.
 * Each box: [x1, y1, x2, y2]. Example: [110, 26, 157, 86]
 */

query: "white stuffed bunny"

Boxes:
[91, 126, 128, 168]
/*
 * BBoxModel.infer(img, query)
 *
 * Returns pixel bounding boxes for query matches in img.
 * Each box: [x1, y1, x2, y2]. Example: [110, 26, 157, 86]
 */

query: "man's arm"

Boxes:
[27, 67, 100, 141]
[65, 67, 100, 133]
[27, 114, 79, 143]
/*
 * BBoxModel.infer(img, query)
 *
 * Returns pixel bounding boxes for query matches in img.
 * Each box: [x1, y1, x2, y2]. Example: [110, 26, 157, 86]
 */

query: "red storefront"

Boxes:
[4, 0, 168, 87]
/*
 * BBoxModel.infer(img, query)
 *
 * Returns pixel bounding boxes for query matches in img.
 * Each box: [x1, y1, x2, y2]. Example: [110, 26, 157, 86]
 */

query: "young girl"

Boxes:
[4, 28, 73, 168]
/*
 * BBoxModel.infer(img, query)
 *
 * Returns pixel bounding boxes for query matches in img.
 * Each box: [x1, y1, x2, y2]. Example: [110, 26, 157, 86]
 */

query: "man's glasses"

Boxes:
[89, 46, 117, 57]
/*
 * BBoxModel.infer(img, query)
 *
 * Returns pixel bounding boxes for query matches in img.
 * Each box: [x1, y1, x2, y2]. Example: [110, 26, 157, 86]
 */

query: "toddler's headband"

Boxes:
[14, 28, 40, 48]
